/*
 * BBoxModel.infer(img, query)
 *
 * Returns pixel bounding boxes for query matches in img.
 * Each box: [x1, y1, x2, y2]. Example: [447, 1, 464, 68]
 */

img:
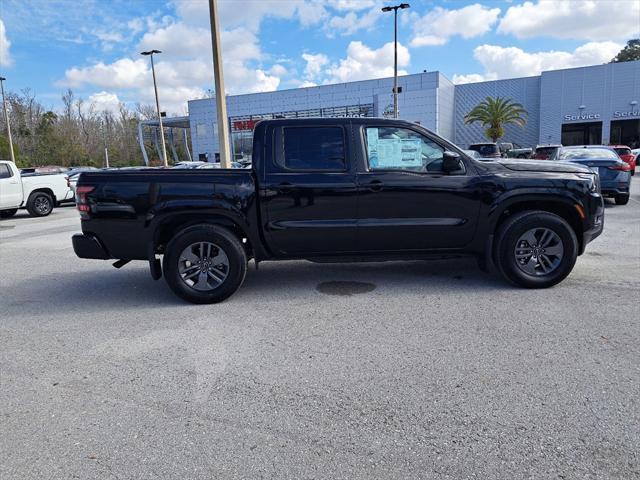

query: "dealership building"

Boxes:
[143, 60, 640, 163]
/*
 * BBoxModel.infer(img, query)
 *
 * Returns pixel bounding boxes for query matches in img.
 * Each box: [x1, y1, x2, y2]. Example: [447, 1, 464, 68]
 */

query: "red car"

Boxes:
[610, 145, 636, 175]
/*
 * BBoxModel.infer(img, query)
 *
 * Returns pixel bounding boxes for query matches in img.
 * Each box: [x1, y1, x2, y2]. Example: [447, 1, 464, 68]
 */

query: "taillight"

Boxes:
[608, 163, 631, 171]
[76, 185, 94, 217]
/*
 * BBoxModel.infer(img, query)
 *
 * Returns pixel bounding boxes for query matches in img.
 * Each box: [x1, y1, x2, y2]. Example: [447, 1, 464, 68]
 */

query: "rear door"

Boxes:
[355, 124, 480, 252]
[261, 122, 358, 256]
[0, 163, 24, 209]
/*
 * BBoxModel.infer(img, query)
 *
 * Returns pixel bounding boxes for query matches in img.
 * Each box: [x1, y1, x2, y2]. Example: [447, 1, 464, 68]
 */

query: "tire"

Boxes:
[26, 191, 54, 217]
[0, 209, 18, 218]
[615, 195, 629, 205]
[163, 224, 247, 304]
[495, 211, 578, 289]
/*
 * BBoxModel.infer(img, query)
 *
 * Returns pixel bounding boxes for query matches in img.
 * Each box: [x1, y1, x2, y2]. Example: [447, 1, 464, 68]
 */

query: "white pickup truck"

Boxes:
[0, 160, 74, 218]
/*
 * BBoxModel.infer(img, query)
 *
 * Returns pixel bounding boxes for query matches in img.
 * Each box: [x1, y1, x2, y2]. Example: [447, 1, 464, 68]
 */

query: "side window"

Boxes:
[0, 164, 13, 179]
[365, 127, 445, 173]
[282, 127, 346, 171]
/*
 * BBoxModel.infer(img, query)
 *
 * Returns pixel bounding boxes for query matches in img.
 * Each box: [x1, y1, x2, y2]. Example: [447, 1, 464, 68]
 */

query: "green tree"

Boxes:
[611, 39, 640, 63]
[0, 134, 19, 160]
[464, 96, 528, 142]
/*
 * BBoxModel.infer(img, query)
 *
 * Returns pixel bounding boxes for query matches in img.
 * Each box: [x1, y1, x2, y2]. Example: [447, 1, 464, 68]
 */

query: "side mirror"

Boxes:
[442, 151, 464, 174]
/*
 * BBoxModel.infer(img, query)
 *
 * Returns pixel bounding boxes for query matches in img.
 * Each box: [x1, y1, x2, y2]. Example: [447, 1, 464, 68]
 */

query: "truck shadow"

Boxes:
[4, 257, 507, 316]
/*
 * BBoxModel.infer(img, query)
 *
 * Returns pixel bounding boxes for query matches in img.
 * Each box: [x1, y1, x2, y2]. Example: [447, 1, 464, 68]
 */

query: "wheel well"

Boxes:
[495, 201, 583, 247]
[155, 215, 252, 256]
[29, 188, 56, 202]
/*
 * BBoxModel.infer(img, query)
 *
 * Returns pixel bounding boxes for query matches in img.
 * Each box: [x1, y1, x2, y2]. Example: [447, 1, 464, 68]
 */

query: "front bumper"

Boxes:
[72, 233, 110, 259]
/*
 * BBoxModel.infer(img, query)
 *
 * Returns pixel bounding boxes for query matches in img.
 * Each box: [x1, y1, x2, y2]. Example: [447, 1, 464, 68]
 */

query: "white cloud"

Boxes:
[0, 19, 13, 67]
[327, 0, 377, 10]
[325, 41, 410, 83]
[452, 73, 497, 85]
[173, 0, 326, 31]
[268, 64, 288, 77]
[453, 41, 623, 84]
[62, 58, 149, 89]
[327, 9, 379, 36]
[88, 91, 122, 114]
[498, 0, 640, 41]
[410, 4, 501, 47]
[302, 52, 329, 79]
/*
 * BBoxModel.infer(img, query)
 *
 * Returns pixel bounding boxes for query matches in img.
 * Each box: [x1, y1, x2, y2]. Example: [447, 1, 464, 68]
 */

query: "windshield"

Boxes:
[469, 144, 498, 155]
[535, 147, 558, 155]
[558, 148, 619, 160]
[614, 148, 631, 156]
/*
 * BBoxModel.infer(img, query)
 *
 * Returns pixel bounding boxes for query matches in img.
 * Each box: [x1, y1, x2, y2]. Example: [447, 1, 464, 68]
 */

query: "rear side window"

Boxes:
[282, 127, 346, 170]
[0, 164, 12, 179]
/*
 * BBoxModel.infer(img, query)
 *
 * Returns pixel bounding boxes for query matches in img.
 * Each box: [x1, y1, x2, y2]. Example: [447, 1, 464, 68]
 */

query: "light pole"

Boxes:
[208, 0, 232, 168]
[102, 116, 110, 168]
[0, 76, 16, 164]
[381, 3, 410, 119]
[141, 49, 168, 167]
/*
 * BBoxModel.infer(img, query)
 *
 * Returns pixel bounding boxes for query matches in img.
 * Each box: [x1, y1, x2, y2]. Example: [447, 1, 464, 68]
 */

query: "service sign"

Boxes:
[613, 110, 640, 118]
[564, 113, 601, 122]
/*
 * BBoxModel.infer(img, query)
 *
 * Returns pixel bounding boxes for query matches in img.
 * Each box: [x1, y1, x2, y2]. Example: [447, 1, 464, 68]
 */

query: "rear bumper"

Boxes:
[600, 173, 631, 197]
[601, 187, 630, 197]
[72, 233, 110, 259]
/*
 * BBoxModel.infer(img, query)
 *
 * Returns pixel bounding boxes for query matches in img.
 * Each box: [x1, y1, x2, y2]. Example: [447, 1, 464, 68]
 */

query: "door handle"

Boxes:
[365, 180, 383, 192]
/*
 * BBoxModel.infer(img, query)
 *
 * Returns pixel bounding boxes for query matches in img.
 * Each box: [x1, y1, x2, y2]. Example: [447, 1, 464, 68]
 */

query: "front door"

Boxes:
[0, 163, 23, 210]
[356, 125, 480, 252]
[262, 123, 358, 256]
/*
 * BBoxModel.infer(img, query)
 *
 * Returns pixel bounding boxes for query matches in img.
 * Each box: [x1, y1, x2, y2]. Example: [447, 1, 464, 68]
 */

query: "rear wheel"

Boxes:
[495, 211, 578, 288]
[163, 224, 247, 304]
[26, 192, 53, 217]
[615, 195, 629, 205]
[0, 209, 18, 218]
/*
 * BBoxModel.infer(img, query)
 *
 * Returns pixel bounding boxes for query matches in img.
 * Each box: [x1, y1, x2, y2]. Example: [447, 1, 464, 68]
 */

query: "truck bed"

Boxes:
[77, 169, 257, 260]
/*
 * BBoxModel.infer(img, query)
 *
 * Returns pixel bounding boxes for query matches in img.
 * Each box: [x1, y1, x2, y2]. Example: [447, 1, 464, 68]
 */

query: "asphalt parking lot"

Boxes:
[1, 194, 639, 479]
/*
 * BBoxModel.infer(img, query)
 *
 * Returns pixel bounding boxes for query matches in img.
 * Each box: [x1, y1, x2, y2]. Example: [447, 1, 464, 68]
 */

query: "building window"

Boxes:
[196, 124, 207, 138]
[561, 122, 602, 146]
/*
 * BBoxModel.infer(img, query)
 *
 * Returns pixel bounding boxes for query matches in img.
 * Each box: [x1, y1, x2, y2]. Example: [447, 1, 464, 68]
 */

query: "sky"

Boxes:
[0, 0, 638, 115]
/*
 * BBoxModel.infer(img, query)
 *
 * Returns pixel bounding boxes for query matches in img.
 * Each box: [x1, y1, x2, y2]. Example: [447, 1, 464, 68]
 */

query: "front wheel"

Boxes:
[26, 191, 54, 217]
[163, 224, 247, 304]
[0, 209, 18, 218]
[495, 211, 578, 288]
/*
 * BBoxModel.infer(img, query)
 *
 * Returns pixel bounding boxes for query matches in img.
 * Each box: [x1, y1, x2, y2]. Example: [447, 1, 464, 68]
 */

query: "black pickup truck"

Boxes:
[73, 118, 604, 303]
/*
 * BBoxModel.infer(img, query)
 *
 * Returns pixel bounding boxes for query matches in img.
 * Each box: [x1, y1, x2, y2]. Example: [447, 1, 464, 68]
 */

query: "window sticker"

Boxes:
[367, 127, 380, 167]
[399, 138, 422, 166]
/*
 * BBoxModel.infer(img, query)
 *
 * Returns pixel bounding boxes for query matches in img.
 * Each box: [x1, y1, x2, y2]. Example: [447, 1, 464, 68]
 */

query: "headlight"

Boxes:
[577, 173, 599, 193]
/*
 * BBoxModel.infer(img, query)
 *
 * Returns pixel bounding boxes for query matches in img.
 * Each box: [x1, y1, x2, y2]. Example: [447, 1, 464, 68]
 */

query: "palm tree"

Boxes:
[464, 97, 527, 143]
